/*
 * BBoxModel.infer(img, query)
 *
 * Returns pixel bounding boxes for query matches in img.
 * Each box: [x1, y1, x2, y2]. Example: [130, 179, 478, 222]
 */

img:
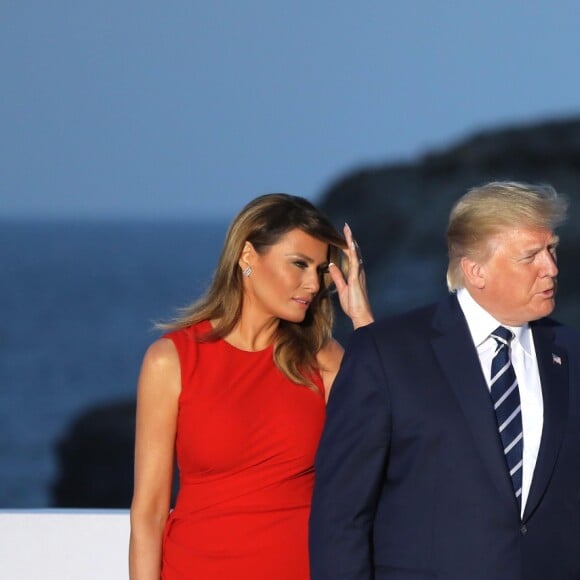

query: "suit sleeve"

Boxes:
[309, 325, 390, 580]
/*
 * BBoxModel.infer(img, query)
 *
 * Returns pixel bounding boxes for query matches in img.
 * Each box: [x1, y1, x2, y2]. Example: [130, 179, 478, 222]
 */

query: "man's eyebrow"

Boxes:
[521, 236, 560, 256]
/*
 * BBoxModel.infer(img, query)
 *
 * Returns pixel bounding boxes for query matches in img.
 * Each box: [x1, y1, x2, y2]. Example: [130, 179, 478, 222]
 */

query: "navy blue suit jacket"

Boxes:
[310, 295, 580, 580]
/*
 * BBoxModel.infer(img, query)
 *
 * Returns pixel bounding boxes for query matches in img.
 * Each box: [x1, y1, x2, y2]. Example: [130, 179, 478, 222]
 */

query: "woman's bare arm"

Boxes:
[129, 338, 181, 580]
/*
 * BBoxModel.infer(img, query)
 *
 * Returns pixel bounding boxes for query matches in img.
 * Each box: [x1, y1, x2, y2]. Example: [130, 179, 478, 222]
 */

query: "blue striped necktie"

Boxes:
[490, 326, 523, 506]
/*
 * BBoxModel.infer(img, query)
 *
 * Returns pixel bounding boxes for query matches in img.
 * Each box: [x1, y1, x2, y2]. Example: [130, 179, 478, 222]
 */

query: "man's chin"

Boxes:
[539, 299, 556, 319]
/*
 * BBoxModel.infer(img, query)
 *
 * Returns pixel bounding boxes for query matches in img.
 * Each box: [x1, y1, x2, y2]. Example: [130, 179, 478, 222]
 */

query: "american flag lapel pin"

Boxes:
[552, 353, 562, 366]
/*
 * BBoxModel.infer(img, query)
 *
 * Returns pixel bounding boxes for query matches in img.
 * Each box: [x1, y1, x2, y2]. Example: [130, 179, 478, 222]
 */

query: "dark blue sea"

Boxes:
[0, 219, 229, 507]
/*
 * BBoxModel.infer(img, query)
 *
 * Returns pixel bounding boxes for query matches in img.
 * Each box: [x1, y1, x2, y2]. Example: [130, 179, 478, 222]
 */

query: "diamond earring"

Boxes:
[242, 265, 252, 277]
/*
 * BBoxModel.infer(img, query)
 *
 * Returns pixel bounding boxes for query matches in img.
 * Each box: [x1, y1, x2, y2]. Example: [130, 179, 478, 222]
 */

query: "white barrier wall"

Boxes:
[0, 510, 130, 580]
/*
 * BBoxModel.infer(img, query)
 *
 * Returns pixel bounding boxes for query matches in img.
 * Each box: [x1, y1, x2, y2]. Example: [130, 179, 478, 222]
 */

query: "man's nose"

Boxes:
[543, 250, 559, 277]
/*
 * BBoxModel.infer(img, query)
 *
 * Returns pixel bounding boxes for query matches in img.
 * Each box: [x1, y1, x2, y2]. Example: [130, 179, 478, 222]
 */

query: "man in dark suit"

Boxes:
[310, 181, 580, 580]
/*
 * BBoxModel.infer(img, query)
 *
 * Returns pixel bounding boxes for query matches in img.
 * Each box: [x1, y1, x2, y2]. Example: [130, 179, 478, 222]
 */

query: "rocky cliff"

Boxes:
[319, 116, 580, 338]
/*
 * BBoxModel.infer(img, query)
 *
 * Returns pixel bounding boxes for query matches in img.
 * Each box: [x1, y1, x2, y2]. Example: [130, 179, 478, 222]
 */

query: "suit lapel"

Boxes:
[522, 320, 569, 521]
[430, 296, 518, 512]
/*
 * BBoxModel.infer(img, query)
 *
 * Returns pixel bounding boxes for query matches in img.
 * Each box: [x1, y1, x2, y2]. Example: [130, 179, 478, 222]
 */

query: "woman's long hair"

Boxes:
[160, 193, 346, 387]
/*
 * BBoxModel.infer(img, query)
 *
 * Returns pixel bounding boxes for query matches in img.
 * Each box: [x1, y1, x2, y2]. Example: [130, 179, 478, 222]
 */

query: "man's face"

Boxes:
[476, 227, 559, 326]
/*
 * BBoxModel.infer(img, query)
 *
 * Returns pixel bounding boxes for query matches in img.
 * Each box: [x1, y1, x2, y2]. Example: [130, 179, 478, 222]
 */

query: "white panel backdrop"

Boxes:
[0, 510, 130, 580]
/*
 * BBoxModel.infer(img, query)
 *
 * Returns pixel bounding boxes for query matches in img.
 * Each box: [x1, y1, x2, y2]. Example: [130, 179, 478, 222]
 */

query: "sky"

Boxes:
[2, 1, 580, 220]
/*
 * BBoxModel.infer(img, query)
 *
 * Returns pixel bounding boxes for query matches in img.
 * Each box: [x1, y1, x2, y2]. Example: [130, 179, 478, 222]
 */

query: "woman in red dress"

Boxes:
[129, 194, 372, 579]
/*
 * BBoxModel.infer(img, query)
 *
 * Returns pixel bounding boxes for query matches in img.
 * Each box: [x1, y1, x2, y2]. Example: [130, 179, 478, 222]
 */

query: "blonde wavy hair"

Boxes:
[160, 193, 346, 387]
[446, 181, 568, 291]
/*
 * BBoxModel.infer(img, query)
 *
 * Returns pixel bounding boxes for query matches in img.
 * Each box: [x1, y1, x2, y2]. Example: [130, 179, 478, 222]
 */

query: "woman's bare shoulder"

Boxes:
[142, 337, 179, 368]
[137, 338, 181, 399]
[317, 338, 344, 367]
[316, 338, 344, 399]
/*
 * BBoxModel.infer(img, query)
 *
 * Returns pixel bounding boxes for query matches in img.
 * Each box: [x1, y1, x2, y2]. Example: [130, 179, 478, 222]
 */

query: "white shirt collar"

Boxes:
[456, 288, 533, 355]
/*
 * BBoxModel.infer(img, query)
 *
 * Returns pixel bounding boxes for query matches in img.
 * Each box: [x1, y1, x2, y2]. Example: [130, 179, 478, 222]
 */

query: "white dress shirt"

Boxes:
[456, 288, 543, 516]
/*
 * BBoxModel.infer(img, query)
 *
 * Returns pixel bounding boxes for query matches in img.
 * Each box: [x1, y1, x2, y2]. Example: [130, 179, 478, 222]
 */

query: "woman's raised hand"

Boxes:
[328, 223, 374, 330]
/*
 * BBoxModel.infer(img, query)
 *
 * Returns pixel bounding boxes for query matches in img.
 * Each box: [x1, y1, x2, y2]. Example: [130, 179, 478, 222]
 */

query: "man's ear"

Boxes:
[239, 241, 256, 270]
[460, 256, 486, 289]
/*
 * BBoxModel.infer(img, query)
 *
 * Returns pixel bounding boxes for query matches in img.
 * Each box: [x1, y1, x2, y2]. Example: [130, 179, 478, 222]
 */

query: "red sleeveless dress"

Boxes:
[161, 320, 326, 579]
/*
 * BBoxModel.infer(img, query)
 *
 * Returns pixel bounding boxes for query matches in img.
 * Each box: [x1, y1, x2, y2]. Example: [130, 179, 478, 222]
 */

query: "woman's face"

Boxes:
[242, 228, 330, 323]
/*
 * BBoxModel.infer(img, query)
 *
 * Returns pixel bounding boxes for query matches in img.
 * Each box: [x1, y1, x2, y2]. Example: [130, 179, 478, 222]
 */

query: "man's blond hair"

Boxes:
[446, 181, 568, 291]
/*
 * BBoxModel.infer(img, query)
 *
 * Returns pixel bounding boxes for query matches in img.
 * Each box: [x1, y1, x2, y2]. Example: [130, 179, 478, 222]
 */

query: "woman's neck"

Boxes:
[218, 314, 279, 352]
